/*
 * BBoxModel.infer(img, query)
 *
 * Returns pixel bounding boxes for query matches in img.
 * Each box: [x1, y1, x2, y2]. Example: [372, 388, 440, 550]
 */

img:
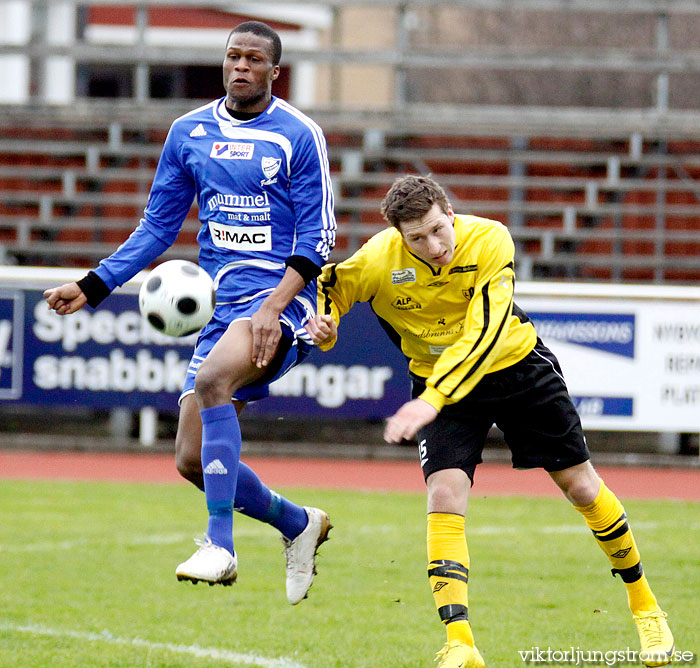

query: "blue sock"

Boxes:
[235, 462, 309, 540]
[200, 404, 240, 555]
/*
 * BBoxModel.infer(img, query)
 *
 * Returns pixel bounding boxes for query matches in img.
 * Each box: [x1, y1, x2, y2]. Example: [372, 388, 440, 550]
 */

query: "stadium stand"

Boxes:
[1, 121, 698, 283]
[0, 0, 698, 284]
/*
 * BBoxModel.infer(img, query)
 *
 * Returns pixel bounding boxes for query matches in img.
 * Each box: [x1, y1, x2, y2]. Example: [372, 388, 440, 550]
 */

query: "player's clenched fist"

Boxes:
[383, 398, 438, 444]
[43, 282, 87, 316]
[304, 314, 337, 346]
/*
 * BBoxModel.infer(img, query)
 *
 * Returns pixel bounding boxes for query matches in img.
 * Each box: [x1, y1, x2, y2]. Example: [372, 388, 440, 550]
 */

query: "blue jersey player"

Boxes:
[44, 21, 335, 603]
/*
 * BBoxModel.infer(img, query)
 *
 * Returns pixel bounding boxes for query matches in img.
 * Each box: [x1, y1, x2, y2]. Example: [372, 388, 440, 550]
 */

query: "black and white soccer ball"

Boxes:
[139, 260, 216, 337]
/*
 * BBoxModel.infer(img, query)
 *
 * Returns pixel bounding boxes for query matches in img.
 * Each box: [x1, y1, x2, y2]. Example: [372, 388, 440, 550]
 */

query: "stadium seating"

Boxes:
[1, 121, 699, 283]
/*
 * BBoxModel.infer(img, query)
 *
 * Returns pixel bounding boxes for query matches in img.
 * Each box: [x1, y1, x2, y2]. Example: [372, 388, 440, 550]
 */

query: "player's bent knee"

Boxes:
[427, 473, 469, 514]
[193, 364, 230, 405]
[428, 489, 464, 514]
[550, 462, 601, 506]
[175, 431, 203, 484]
[555, 472, 599, 506]
[175, 447, 203, 485]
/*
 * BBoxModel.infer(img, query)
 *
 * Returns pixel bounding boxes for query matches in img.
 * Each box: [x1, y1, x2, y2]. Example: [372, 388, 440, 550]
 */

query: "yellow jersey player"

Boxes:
[305, 175, 673, 668]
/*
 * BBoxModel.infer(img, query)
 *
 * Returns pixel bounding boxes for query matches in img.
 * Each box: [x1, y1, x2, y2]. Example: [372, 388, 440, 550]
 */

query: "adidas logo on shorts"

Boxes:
[204, 459, 228, 475]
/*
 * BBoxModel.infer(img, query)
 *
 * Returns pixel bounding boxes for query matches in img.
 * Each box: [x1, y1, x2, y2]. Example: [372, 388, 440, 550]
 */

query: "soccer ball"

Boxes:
[139, 260, 216, 337]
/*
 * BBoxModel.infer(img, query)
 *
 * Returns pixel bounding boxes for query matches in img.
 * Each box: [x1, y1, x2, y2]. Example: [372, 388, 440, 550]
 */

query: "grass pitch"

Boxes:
[0, 478, 697, 667]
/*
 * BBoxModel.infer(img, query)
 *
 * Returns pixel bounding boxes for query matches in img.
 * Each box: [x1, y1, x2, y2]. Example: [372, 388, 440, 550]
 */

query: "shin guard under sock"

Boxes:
[574, 480, 659, 614]
[201, 404, 240, 555]
[427, 512, 474, 646]
[235, 463, 308, 539]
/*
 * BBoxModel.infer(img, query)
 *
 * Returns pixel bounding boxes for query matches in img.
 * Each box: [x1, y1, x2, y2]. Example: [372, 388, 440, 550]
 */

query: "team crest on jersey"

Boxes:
[260, 156, 282, 186]
[210, 142, 255, 160]
[463, 288, 474, 300]
[391, 268, 416, 284]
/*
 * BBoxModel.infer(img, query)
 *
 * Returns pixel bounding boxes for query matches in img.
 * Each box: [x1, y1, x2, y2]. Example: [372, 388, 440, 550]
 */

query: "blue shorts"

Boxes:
[179, 295, 313, 404]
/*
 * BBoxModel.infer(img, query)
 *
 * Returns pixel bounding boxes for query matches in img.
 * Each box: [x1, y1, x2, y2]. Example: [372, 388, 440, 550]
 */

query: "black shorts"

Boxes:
[413, 338, 590, 483]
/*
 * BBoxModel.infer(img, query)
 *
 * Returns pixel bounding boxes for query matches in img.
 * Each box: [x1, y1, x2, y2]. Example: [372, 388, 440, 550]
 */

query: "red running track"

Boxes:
[0, 450, 699, 500]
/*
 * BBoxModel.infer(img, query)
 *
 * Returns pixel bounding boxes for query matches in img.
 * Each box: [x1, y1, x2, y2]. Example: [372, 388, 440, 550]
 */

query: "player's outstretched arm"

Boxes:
[304, 314, 337, 347]
[43, 282, 87, 316]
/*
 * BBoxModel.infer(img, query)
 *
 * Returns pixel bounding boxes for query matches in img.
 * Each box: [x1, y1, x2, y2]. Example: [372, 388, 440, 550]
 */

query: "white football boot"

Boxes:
[176, 536, 238, 586]
[283, 507, 332, 604]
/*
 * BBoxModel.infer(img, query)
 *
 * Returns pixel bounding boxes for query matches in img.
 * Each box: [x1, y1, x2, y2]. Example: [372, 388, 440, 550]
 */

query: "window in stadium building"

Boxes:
[77, 64, 290, 101]
[77, 64, 134, 98]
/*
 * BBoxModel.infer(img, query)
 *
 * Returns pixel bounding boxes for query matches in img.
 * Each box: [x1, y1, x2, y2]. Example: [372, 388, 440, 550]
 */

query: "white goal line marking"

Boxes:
[0, 621, 307, 668]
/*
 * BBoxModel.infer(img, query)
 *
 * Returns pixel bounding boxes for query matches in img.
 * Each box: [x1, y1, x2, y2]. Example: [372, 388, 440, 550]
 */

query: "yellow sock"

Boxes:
[427, 512, 474, 646]
[574, 480, 659, 614]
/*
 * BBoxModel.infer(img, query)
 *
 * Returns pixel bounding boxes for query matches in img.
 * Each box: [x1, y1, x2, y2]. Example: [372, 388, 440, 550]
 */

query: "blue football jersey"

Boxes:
[93, 96, 336, 309]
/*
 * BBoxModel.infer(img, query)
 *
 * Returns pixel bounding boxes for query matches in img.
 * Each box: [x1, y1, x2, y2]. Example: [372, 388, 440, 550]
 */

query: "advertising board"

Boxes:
[0, 268, 698, 433]
[0, 269, 408, 420]
[518, 285, 700, 432]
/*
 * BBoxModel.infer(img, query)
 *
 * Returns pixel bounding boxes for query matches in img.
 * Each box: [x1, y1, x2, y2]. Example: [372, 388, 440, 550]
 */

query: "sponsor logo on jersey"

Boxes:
[429, 344, 448, 355]
[391, 296, 421, 310]
[530, 312, 635, 358]
[210, 142, 255, 160]
[416, 321, 464, 340]
[391, 268, 416, 284]
[427, 280, 448, 287]
[189, 123, 207, 138]
[208, 222, 272, 251]
[206, 191, 270, 214]
[449, 265, 477, 274]
[260, 156, 282, 186]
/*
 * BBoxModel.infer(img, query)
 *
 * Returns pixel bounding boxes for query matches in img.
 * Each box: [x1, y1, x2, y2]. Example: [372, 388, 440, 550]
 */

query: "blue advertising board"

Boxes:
[527, 310, 636, 418]
[0, 286, 409, 419]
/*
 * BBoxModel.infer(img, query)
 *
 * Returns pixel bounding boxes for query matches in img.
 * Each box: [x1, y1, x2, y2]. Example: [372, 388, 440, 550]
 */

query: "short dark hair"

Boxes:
[381, 175, 450, 229]
[228, 21, 282, 66]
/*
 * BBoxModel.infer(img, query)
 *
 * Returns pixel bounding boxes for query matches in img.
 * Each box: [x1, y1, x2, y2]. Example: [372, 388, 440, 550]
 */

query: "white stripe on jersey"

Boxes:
[294, 294, 315, 318]
[213, 258, 285, 290]
[172, 99, 218, 124]
[214, 284, 316, 324]
[275, 99, 336, 261]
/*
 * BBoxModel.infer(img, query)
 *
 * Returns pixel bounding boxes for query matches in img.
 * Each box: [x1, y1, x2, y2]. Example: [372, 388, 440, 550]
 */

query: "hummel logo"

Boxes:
[204, 459, 228, 475]
[190, 123, 207, 138]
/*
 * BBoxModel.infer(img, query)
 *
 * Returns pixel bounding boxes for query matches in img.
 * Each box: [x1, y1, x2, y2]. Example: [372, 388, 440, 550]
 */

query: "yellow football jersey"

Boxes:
[317, 214, 538, 411]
